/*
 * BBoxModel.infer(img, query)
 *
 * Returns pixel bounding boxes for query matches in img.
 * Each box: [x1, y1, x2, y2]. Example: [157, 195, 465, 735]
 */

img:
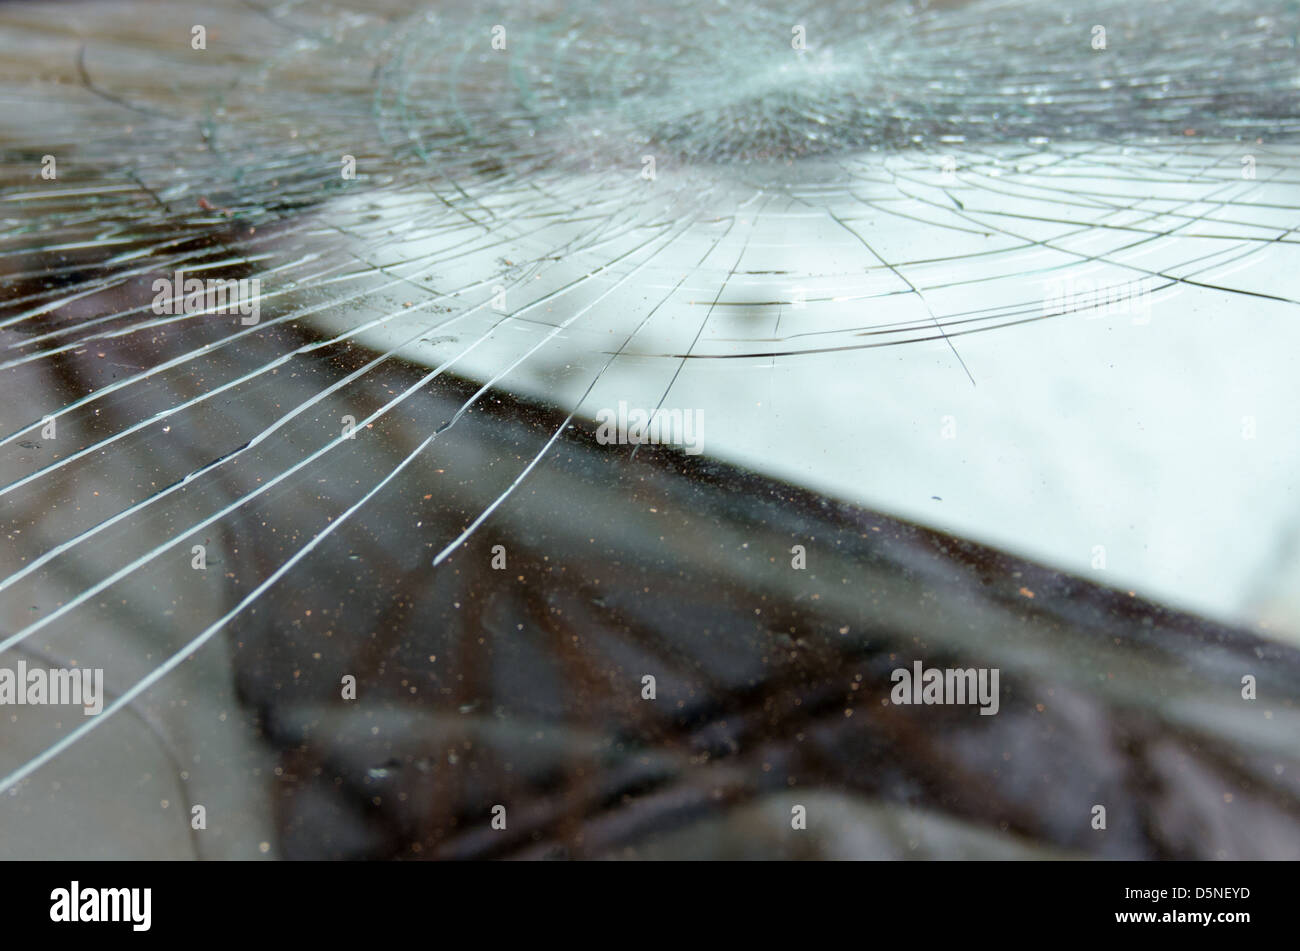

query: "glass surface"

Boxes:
[1, 0, 1298, 859]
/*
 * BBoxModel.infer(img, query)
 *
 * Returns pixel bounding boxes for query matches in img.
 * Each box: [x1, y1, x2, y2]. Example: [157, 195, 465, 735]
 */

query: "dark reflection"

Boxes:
[5, 303, 1298, 858]
[232, 366, 1300, 860]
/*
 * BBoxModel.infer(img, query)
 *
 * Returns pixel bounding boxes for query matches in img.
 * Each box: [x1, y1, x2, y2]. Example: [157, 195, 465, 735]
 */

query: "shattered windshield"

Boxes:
[1, 0, 1298, 861]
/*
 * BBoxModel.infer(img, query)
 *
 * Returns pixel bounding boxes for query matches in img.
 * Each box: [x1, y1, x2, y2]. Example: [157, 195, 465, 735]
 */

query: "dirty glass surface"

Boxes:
[1, 0, 1299, 859]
